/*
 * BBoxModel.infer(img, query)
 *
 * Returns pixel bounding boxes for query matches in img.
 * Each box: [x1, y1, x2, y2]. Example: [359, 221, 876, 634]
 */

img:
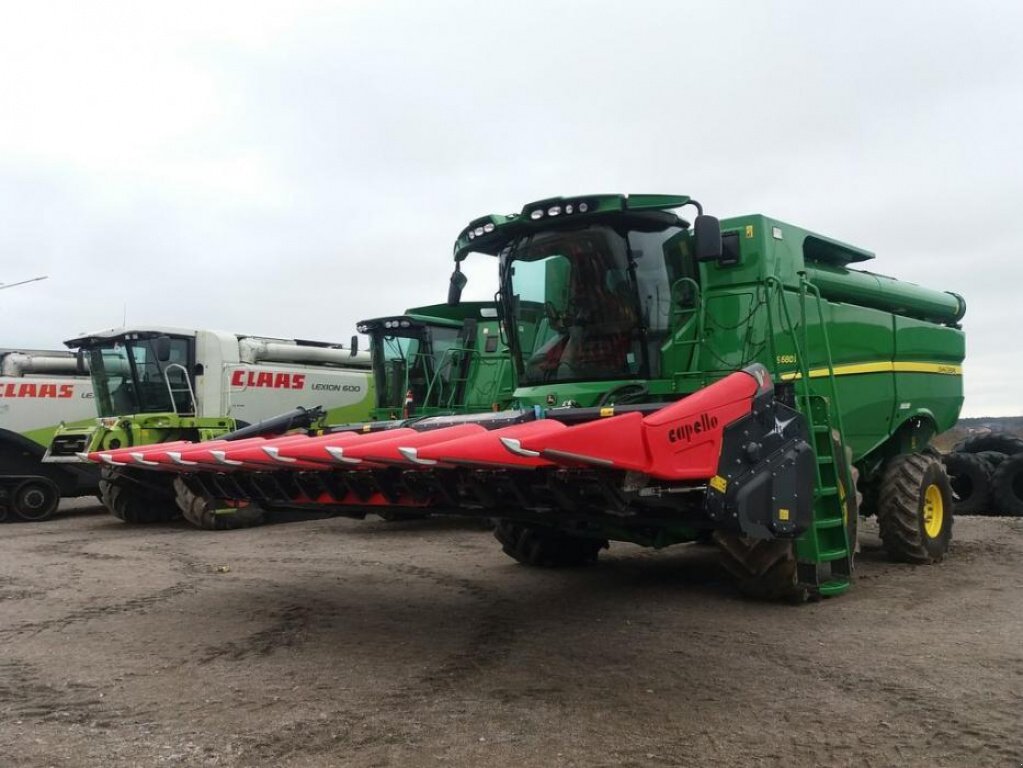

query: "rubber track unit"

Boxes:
[991, 454, 1023, 517]
[952, 432, 1023, 457]
[942, 452, 994, 515]
[173, 477, 265, 531]
[494, 521, 607, 567]
[877, 451, 953, 563]
[100, 468, 180, 524]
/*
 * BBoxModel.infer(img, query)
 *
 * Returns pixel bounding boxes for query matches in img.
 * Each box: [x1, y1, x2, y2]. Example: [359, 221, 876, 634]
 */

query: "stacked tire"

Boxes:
[942, 432, 1023, 516]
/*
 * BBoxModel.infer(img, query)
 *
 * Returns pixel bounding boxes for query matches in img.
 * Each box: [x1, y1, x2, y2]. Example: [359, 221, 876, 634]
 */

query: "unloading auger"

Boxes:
[78, 193, 968, 601]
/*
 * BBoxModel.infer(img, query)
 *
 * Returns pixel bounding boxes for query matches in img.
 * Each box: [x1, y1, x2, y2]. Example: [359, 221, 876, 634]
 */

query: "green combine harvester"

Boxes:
[359, 301, 517, 421]
[87, 194, 966, 600]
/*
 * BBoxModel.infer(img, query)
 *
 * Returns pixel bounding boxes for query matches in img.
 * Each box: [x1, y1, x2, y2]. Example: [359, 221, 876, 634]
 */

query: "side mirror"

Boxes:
[349, 335, 359, 357]
[75, 348, 88, 374]
[154, 335, 172, 362]
[694, 215, 723, 262]
[448, 265, 468, 306]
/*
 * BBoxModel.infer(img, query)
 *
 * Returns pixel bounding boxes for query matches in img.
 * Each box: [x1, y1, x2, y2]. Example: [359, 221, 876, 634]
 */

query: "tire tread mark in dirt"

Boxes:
[340, 557, 518, 691]
[219, 557, 520, 764]
[0, 659, 112, 726]
[757, 642, 1023, 765]
[0, 544, 208, 639]
[198, 604, 315, 664]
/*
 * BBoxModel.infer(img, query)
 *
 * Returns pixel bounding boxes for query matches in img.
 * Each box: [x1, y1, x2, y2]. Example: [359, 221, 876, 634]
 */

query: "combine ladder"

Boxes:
[764, 276, 855, 596]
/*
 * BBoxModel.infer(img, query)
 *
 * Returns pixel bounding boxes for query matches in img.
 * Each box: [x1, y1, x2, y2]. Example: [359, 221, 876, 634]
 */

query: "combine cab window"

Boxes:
[88, 336, 193, 417]
[505, 223, 689, 385]
[374, 325, 467, 411]
[377, 335, 421, 410]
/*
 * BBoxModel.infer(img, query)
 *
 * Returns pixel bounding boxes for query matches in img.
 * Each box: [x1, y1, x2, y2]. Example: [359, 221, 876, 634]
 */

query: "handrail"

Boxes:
[665, 276, 704, 377]
[801, 278, 854, 497]
[762, 276, 823, 488]
[162, 363, 197, 416]
[763, 274, 854, 502]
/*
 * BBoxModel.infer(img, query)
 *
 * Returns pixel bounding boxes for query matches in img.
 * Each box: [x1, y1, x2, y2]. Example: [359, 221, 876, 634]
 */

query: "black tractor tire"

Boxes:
[11, 477, 61, 522]
[714, 534, 808, 603]
[942, 452, 994, 515]
[494, 521, 607, 567]
[975, 450, 1009, 468]
[991, 454, 1023, 517]
[877, 451, 953, 563]
[100, 467, 180, 524]
[173, 477, 265, 530]
[953, 432, 1023, 457]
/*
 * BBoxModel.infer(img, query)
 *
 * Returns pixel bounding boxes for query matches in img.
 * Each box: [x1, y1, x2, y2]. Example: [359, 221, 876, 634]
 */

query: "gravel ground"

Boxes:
[1, 500, 1022, 767]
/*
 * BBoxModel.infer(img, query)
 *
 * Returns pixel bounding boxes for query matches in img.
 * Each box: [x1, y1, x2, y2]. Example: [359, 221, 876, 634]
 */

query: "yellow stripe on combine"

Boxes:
[780, 361, 963, 381]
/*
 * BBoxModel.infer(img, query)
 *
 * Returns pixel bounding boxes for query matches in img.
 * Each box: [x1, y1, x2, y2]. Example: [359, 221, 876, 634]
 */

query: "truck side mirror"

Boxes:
[448, 265, 467, 306]
[694, 215, 723, 262]
[154, 335, 172, 362]
[349, 335, 359, 356]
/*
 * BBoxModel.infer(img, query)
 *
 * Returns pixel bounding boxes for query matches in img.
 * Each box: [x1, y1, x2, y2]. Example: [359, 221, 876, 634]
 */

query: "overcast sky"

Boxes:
[1, 1, 1020, 416]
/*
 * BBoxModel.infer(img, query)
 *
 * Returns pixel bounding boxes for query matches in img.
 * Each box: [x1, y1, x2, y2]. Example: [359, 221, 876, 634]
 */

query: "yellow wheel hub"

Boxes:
[923, 483, 944, 538]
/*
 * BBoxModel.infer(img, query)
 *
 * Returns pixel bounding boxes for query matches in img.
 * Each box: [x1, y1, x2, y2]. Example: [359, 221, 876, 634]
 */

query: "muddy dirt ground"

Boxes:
[2, 501, 1021, 767]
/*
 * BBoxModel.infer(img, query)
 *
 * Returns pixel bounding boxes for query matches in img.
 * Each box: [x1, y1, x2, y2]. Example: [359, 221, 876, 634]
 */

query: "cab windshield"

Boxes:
[87, 337, 193, 417]
[373, 324, 463, 410]
[502, 222, 692, 385]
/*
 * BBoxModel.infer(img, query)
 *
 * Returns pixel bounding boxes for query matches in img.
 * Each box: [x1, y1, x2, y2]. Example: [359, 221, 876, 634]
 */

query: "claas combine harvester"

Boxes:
[45, 326, 375, 529]
[83, 194, 967, 600]
[0, 349, 99, 520]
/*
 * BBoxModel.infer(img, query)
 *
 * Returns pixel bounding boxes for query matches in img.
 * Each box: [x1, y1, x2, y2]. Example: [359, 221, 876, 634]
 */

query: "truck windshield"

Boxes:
[502, 222, 691, 385]
[373, 325, 463, 411]
[87, 337, 193, 417]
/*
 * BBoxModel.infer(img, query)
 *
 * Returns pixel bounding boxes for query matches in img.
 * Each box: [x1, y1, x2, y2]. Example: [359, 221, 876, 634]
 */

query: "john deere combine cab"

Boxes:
[361, 301, 516, 421]
[85, 194, 966, 600]
[1, 349, 99, 520]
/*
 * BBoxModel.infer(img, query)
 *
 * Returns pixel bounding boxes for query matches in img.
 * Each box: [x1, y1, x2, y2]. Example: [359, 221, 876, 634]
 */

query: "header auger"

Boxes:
[79, 193, 967, 601]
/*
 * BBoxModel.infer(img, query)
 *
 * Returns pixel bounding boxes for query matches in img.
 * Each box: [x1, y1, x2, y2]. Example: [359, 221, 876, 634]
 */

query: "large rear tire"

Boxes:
[494, 521, 607, 567]
[173, 477, 265, 530]
[877, 451, 953, 563]
[991, 454, 1023, 517]
[12, 478, 61, 522]
[952, 432, 1023, 456]
[100, 467, 180, 524]
[942, 452, 994, 515]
